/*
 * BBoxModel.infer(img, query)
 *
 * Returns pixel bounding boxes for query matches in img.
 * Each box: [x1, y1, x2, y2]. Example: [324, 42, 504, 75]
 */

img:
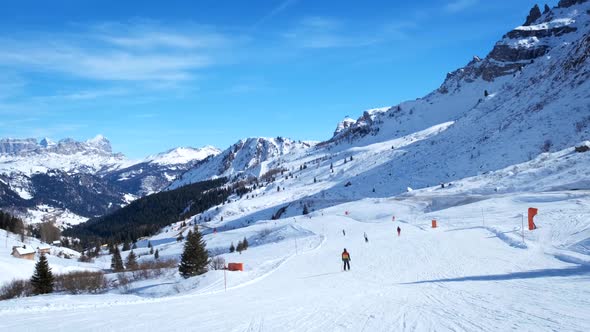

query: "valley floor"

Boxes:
[1, 191, 589, 331]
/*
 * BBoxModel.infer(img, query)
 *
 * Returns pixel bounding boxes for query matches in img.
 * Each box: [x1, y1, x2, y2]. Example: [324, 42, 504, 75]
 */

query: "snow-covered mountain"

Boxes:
[0, 136, 220, 225]
[169, 137, 315, 189]
[164, 0, 590, 225]
[313, 0, 590, 191]
[0, 135, 128, 176]
[106, 146, 221, 196]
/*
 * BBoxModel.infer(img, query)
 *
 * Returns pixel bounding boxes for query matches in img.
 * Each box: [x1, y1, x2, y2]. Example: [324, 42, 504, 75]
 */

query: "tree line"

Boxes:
[65, 178, 230, 246]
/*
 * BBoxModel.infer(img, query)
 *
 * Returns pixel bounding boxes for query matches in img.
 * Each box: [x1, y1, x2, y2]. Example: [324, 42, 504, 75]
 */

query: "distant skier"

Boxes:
[397, 226, 401, 237]
[342, 229, 346, 236]
[342, 248, 351, 271]
[364, 232, 368, 243]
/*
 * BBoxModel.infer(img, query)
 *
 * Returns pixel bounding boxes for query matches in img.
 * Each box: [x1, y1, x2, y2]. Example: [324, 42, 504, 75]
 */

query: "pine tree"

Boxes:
[178, 227, 209, 278]
[229, 242, 235, 253]
[126, 250, 138, 270]
[303, 204, 309, 215]
[111, 247, 124, 272]
[236, 240, 243, 254]
[150, 247, 154, 254]
[242, 237, 249, 250]
[154, 249, 160, 259]
[31, 253, 54, 295]
[122, 241, 130, 251]
[147, 241, 152, 249]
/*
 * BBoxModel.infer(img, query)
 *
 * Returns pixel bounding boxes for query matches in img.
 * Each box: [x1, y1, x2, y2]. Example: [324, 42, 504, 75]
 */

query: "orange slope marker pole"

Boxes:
[528, 208, 538, 231]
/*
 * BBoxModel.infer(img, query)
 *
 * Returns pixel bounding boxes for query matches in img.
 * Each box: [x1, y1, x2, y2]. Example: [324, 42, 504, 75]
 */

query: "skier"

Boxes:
[397, 226, 401, 237]
[364, 232, 368, 243]
[342, 248, 351, 271]
[342, 229, 346, 236]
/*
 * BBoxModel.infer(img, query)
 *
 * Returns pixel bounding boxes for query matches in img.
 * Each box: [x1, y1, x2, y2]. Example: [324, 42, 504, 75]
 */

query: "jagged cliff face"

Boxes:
[443, 0, 587, 86]
[324, 1, 590, 148]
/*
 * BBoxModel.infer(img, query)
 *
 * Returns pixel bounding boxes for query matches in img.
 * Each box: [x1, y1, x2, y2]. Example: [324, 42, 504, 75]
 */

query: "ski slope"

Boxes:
[1, 190, 588, 331]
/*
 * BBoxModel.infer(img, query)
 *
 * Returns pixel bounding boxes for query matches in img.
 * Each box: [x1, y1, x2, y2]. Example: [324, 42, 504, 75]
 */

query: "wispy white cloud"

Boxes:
[0, 22, 236, 83]
[283, 16, 413, 49]
[445, 0, 479, 13]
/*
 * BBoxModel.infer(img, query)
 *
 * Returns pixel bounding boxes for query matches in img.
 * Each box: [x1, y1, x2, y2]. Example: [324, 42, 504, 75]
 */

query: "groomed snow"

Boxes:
[0, 185, 588, 331]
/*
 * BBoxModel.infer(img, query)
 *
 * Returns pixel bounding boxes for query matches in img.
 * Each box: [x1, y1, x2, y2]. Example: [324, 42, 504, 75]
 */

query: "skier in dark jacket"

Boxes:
[342, 248, 351, 271]
[397, 226, 401, 236]
[364, 232, 368, 243]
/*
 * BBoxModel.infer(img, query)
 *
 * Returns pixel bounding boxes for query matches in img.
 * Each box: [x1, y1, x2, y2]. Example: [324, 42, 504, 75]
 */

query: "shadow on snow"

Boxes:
[401, 265, 590, 285]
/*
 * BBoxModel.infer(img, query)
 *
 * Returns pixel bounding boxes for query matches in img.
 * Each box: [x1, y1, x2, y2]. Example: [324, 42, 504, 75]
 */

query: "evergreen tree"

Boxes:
[154, 249, 160, 259]
[122, 241, 130, 251]
[229, 242, 235, 253]
[303, 204, 309, 215]
[150, 247, 154, 255]
[126, 250, 138, 270]
[147, 241, 152, 249]
[236, 240, 244, 254]
[313, 177, 317, 183]
[178, 227, 209, 278]
[31, 253, 54, 295]
[111, 247, 124, 272]
[242, 237, 249, 250]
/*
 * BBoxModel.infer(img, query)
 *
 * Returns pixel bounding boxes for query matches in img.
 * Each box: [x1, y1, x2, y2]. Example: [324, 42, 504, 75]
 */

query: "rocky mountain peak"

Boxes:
[524, 4, 542, 26]
[544, 4, 552, 14]
[85, 135, 112, 154]
[39, 137, 55, 148]
[334, 117, 357, 136]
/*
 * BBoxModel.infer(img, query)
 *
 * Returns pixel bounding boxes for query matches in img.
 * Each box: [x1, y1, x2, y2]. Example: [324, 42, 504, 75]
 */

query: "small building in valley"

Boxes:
[37, 244, 51, 255]
[11, 246, 35, 260]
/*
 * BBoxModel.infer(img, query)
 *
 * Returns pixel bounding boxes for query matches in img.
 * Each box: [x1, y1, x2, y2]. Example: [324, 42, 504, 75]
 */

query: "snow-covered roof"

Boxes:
[13, 246, 35, 255]
[37, 244, 51, 250]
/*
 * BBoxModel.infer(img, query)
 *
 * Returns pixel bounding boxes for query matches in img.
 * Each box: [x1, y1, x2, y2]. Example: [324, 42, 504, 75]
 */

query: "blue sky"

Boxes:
[0, 0, 549, 158]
